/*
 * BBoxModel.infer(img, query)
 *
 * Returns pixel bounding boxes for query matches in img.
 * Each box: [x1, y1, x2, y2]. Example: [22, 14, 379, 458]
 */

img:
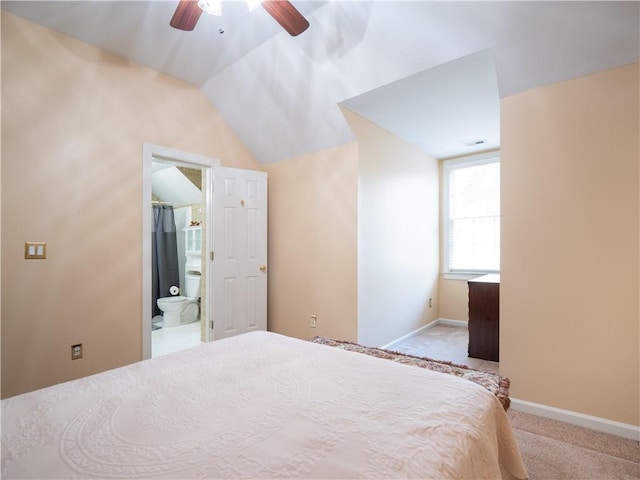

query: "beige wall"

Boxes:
[1, 13, 259, 398]
[264, 143, 358, 342]
[265, 109, 441, 348]
[501, 63, 639, 426]
[344, 110, 440, 347]
[439, 279, 469, 322]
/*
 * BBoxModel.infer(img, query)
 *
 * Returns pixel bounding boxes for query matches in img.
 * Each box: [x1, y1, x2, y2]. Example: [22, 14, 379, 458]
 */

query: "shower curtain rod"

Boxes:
[152, 200, 198, 208]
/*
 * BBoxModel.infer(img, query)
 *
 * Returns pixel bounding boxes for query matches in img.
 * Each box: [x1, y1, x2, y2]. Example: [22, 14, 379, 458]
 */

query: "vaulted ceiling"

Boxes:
[2, 1, 639, 164]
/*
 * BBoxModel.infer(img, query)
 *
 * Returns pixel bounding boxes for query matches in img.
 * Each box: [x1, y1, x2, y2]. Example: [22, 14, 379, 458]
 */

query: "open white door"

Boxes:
[212, 167, 267, 340]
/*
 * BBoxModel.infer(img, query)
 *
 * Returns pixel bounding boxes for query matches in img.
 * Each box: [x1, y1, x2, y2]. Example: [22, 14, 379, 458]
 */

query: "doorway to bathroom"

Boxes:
[142, 144, 268, 360]
[151, 163, 206, 356]
[146, 148, 215, 358]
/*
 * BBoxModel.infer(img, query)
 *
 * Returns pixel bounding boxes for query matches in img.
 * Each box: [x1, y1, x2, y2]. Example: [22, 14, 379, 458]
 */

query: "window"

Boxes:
[443, 153, 500, 276]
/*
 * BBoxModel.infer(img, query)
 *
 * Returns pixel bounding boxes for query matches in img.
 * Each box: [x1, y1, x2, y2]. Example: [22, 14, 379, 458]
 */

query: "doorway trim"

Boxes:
[142, 143, 220, 360]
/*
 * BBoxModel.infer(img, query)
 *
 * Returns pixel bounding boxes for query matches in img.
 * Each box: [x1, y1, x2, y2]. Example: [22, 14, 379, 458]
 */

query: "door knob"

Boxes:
[259, 265, 267, 273]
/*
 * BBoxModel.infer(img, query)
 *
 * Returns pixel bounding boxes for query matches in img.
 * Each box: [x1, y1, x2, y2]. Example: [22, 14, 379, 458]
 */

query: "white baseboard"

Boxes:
[380, 320, 438, 350]
[437, 318, 468, 327]
[380, 318, 467, 350]
[380, 322, 639, 441]
[510, 398, 640, 441]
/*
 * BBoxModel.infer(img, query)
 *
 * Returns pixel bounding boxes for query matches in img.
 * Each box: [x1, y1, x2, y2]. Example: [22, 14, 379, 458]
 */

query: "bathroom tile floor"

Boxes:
[391, 324, 500, 374]
[152, 319, 202, 358]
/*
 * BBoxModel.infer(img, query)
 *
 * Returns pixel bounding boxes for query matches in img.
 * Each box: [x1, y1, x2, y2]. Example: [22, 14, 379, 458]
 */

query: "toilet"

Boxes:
[156, 273, 201, 327]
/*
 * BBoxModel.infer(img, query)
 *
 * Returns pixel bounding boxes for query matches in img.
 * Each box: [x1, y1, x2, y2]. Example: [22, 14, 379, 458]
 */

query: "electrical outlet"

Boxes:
[71, 344, 83, 360]
[428, 298, 433, 308]
[310, 315, 317, 328]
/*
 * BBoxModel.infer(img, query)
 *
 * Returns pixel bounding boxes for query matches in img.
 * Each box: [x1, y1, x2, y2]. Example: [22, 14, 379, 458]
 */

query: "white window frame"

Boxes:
[442, 151, 500, 280]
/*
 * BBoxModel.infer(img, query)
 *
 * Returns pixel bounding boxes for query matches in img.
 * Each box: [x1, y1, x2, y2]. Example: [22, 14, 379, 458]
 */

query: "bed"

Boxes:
[1, 331, 528, 479]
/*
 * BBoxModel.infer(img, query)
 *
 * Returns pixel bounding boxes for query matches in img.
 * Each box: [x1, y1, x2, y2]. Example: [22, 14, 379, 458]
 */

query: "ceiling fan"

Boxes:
[170, 0, 310, 36]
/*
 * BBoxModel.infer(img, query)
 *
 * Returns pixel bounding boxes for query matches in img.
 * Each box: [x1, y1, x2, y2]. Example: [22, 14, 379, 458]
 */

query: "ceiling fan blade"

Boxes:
[170, 0, 203, 31]
[262, 0, 309, 36]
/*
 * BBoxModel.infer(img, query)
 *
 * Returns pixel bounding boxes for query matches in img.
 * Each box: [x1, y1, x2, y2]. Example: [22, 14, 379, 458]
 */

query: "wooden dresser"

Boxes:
[467, 274, 500, 362]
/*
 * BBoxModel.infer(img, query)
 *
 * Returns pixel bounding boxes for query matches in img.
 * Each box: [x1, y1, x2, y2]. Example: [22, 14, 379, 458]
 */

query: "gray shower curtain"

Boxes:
[152, 205, 180, 317]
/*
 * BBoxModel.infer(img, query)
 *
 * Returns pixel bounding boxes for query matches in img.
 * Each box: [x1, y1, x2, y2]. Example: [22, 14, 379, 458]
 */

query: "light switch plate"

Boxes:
[25, 242, 47, 259]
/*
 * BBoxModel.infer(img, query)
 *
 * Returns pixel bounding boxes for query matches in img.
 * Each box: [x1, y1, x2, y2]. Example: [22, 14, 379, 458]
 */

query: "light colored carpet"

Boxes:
[393, 324, 500, 374]
[393, 325, 640, 479]
[509, 410, 639, 479]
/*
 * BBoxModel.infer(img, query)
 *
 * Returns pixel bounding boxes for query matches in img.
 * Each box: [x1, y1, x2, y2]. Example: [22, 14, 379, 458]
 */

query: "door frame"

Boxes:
[142, 143, 219, 360]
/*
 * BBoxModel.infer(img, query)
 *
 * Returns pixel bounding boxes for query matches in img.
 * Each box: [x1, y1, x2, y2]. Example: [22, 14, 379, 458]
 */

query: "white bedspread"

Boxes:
[2, 331, 528, 479]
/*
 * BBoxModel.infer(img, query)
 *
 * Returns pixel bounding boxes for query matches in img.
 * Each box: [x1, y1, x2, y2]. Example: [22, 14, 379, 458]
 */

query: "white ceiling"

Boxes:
[152, 165, 204, 205]
[341, 49, 500, 159]
[2, 1, 639, 163]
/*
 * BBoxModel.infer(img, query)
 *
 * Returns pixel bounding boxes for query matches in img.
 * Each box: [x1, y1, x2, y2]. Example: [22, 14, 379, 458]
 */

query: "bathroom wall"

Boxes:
[1, 13, 261, 398]
[173, 206, 191, 298]
[178, 167, 203, 191]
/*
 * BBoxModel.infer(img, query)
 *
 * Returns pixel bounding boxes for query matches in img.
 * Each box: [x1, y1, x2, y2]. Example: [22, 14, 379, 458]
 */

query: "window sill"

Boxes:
[441, 272, 499, 281]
